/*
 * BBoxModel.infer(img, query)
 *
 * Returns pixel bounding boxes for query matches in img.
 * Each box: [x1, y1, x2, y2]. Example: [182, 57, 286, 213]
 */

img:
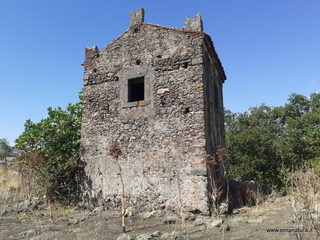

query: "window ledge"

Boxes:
[122, 99, 151, 108]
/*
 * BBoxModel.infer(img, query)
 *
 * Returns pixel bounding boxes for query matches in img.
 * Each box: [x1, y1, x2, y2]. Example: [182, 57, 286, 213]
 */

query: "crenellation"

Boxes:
[130, 8, 145, 27]
[184, 13, 203, 32]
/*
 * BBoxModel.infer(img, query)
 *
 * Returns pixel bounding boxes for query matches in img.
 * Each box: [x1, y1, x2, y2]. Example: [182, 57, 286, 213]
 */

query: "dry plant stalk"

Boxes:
[290, 168, 320, 239]
[116, 171, 126, 233]
[237, 181, 256, 206]
[204, 146, 229, 214]
[0, 166, 22, 202]
[17, 161, 35, 200]
[47, 199, 53, 223]
[109, 142, 126, 233]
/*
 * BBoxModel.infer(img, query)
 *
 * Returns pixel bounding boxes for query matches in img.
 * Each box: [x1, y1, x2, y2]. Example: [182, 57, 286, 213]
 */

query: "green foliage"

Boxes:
[0, 138, 12, 160]
[225, 93, 320, 190]
[15, 96, 82, 203]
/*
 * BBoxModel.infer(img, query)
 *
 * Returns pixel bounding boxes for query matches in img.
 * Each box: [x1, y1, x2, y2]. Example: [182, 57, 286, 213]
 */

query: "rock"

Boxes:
[9, 199, 43, 214]
[142, 210, 164, 219]
[136, 233, 152, 240]
[210, 218, 224, 227]
[22, 200, 31, 208]
[117, 233, 132, 240]
[310, 213, 319, 221]
[67, 218, 79, 225]
[92, 206, 104, 213]
[12, 203, 25, 214]
[1, 209, 8, 216]
[30, 199, 43, 210]
[219, 202, 229, 214]
[19, 229, 36, 238]
[194, 217, 204, 226]
[220, 223, 230, 231]
[162, 231, 182, 240]
[157, 88, 170, 94]
[232, 209, 240, 214]
[124, 207, 135, 217]
[151, 231, 162, 237]
[182, 212, 195, 221]
[142, 210, 155, 219]
[292, 201, 304, 213]
[170, 231, 183, 239]
[80, 216, 88, 222]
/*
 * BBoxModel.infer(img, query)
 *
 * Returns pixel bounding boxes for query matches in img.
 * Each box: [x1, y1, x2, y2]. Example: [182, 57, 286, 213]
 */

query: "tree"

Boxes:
[225, 105, 284, 187]
[15, 97, 82, 203]
[0, 138, 12, 167]
[280, 93, 320, 169]
[225, 93, 320, 190]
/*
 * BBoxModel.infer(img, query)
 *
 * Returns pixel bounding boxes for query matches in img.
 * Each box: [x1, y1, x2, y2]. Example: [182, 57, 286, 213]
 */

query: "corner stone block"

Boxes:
[187, 168, 207, 176]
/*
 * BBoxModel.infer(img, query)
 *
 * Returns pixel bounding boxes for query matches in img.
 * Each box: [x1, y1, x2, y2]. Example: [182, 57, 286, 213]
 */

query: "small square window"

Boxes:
[128, 77, 144, 102]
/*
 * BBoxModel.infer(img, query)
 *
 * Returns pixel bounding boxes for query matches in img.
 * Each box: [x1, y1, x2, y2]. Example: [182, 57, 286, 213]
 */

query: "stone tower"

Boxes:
[81, 9, 227, 214]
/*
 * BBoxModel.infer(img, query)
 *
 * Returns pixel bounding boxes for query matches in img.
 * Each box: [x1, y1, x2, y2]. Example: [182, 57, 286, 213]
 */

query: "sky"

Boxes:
[1, 0, 319, 146]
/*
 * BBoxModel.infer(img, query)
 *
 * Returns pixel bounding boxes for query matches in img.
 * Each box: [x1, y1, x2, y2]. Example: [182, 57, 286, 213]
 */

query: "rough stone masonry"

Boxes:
[80, 8, 227, 215]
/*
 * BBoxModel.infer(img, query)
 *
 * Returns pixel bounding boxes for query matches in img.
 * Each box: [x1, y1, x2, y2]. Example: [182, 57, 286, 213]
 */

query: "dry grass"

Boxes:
[0, 167, 20, 191]
[43, 204, 78, 218]
[0, 165, 24, 205]
[290, 168, 320, 240]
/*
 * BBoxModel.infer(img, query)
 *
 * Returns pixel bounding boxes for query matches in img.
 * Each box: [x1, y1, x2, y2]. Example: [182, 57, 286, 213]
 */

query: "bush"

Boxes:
[225, 93, 320, 190]
[290, 168, 320, 239]
[15, 99, 82, 203]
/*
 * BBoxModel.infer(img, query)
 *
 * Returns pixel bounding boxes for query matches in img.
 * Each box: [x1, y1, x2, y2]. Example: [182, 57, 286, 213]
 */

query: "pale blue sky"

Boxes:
[1, 0, 319, 145]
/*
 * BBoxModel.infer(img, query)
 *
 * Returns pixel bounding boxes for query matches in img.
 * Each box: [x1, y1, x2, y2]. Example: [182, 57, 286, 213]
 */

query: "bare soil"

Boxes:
[0, 195, 318, 240]
[0, 163, 318, 240]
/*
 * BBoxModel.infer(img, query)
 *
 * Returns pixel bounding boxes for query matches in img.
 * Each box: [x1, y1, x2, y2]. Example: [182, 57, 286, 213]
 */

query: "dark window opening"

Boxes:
[128, 77, 145, 102]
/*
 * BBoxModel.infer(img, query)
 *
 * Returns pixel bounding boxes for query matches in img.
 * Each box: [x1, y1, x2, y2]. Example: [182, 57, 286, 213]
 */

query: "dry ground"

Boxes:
[1, 196, 317, 240]
[0, 163, 319, 240]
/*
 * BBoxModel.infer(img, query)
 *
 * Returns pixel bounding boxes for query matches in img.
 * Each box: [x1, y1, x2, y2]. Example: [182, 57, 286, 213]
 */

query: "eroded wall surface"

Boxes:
[81, 20, 226, 214]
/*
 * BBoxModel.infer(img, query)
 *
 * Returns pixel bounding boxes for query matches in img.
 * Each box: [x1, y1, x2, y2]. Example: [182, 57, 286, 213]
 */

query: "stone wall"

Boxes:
[81, 11, 226, 215]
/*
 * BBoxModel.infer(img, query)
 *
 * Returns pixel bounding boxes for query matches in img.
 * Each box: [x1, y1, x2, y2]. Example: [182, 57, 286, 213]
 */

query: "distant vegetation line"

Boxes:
[226, 92, 320, 192]
[1, 92, 319, 201]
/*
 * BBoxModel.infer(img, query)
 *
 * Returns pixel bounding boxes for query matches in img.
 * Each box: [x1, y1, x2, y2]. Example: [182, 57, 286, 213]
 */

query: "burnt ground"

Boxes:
[0, 195, 318, 240]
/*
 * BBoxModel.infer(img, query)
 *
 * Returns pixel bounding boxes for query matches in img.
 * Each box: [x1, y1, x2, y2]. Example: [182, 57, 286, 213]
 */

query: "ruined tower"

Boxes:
[81, 9, 227, 214]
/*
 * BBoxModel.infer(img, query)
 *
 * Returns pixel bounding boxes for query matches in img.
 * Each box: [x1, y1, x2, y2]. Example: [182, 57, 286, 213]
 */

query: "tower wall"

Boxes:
[81, 11, 226, 214]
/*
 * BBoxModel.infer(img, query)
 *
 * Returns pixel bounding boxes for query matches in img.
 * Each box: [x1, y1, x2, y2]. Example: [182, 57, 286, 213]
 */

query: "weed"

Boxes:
[290, 168, 320, 239]
[43, 204, 77, 217]
[205, 146, 229, 215]
[0, 164, 27, 218]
